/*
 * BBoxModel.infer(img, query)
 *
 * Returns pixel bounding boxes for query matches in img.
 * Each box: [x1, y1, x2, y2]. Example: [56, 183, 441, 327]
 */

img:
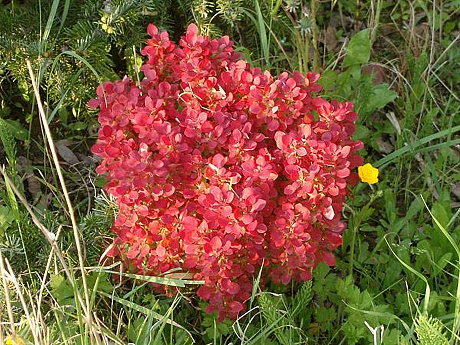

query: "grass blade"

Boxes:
[374, 125, 460, 168]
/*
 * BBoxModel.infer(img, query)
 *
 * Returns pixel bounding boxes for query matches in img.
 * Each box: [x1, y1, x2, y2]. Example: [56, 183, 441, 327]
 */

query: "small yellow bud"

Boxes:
[358, 163, 379, 184]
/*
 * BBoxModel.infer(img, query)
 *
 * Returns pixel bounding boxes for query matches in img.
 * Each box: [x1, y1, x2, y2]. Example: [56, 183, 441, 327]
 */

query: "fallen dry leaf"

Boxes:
[376, 137, 394, 154]
[452, 183, 460, 200]
[324, 25, 337, 52]
[17, 156, 41, 199]
[56, 140, 80, 165]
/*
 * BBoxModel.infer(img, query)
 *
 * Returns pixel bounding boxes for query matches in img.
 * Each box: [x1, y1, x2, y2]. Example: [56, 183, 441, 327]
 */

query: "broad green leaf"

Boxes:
[343, 29, 371, 66]
[367, 84, 398, 110]
[0, 205, 14, 230]
[353, 124, 370, 141]
[4, 119, 28, 141]
[405, 197, 423, 219]
[434, 252, 452, 276]
[318, 69, 337, 90]
[68, 121, 87, 131]
[431, 201, 450, 249]
[18, 79, 30, 101]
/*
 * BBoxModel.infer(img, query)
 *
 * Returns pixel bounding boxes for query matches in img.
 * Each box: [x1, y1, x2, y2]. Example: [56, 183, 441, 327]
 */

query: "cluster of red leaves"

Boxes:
[91, 24, 363, 321]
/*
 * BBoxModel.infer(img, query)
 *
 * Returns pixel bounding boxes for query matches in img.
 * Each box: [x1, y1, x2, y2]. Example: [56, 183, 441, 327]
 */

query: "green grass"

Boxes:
[0, 0, 459, 344]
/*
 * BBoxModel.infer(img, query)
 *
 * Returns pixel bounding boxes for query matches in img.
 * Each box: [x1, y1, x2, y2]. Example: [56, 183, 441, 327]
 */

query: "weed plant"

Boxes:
[0, 0, 459, 344]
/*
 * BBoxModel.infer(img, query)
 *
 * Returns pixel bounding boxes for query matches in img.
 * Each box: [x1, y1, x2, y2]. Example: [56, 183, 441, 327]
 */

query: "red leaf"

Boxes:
[251, 199, 266, 212]
[323, 205, 335, 220]
[210, 236, 222, 251]
[185, 23, 198, 45]
[336, 168, 350, 178]
[147, 24, 158, 36]
[228, 301, 244, 313]
[88, 98, 100, 109]
[249, 104, 262, 114]
[285, 164, 300, 179]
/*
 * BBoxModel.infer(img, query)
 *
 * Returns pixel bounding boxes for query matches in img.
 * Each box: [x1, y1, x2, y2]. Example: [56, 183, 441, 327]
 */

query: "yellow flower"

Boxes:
[5, 336, 25, 345]
[358, 163, 379, 184]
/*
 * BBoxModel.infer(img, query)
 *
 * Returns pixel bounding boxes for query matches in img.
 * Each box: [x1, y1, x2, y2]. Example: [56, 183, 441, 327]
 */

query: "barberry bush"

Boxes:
[90, 23, 364, 321]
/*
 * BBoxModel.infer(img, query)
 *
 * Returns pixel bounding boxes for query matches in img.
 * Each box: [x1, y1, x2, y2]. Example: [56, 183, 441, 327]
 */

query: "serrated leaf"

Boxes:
[50, 274, 75, 304]
[316, 306, 336, 322]
[86, 272, 113, 293]
[415, 314, 449, 345]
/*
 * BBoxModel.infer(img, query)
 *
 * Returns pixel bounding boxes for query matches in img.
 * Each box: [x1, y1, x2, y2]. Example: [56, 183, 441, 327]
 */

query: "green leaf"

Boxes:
[353, 124, 370, 141]
[86, 272, 113, 293]
[128, 317, 146, 342]
[0, 205, 14, 231]
[383, 329, 403, 344]
[18, 79, 30, 101]
[4, 119, 28, 141]
[405, 197, 423, 219]
[98, 291, 191, 336]
[318, 69, 337, 91]
[42, 0, 60, 44]
[203, 315, 231, 340]
[431, 202, 450, 231]
[58, 107, 69, 125]
[361, 207, 375, 222]
[50, 274, 75, 304]
[316, 306, 336, 323]
[434, 252, 452, 276]
[68, 121, 88, 131]
[94, 176, 108, 188]
[374, 125, 460, 168]
[343, 29, 371, 66]
[367, 84, 398, 111]
[415, 314, 449, 345]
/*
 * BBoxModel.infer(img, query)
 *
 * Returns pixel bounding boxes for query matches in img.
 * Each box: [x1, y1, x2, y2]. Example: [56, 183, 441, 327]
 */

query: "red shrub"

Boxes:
[91, 24, 363, 321]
